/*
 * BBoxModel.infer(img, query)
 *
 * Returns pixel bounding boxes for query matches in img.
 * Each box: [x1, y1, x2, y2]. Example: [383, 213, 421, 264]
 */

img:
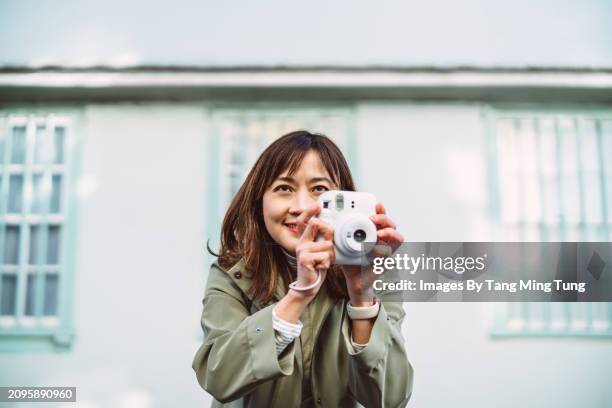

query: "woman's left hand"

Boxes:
[342, 202, 404, 306]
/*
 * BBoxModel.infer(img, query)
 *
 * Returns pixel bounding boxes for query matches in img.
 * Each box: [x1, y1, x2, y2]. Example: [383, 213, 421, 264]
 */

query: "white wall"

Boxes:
[1, 103, 213, 407]
[355, 103, 489, 241]
[354, 102, 612, 407]
[1, 101, 610, 407]
[2, 0, 612, 67]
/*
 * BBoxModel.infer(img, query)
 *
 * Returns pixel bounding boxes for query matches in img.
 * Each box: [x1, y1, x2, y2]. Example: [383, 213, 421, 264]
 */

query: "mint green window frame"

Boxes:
[205, 104, 357, 260]
[0, 110, 81, 351]
[484, 106, 612, 338]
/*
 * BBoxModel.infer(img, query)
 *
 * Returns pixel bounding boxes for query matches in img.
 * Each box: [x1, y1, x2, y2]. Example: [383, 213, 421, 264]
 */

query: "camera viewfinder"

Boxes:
[335, 193, 344, 211]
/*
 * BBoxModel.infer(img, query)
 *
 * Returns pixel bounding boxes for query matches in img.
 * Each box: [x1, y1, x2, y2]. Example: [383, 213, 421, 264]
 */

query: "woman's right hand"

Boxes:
[293, 203, 335, 298]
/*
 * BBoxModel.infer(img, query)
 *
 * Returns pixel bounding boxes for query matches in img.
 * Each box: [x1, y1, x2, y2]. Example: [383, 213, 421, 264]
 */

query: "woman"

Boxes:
[192, 130, 413, 407]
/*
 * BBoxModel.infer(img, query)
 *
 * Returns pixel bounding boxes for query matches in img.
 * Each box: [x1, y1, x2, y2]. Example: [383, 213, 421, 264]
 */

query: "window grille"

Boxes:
[0, 113, 79, 350]
[486, 108, 612, 337]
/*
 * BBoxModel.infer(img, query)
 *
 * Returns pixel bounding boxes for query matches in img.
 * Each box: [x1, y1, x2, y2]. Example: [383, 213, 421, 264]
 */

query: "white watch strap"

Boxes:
[346, 298, 380, 320]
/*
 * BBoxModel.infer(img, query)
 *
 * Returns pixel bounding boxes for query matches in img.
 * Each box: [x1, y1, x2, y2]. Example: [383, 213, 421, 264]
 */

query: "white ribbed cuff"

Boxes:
[351, 338, 368, 351]
[272, 306, 303, 355]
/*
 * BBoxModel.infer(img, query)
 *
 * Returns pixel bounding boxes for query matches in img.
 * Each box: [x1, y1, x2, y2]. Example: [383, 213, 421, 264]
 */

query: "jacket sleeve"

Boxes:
[192, 263, 297, 403]
[341, 301, 414, 408]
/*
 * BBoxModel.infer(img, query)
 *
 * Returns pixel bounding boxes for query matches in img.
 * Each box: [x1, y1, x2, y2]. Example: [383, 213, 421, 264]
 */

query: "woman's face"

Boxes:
[262, 150, 336, 255]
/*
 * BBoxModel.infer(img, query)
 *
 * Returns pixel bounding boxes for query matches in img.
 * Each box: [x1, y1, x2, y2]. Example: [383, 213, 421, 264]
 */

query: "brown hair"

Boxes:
[217, 130, 355, 303]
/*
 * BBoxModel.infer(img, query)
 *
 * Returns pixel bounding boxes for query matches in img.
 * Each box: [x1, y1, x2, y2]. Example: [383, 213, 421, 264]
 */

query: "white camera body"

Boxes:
[317, 190, 378, 265]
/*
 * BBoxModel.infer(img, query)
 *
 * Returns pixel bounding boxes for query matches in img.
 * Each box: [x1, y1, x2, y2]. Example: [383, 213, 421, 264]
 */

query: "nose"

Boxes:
[289, 189, 317, 216]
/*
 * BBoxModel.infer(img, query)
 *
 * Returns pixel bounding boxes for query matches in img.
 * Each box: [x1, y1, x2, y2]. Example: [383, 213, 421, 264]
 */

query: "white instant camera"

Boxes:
[317, 190, 378, 265]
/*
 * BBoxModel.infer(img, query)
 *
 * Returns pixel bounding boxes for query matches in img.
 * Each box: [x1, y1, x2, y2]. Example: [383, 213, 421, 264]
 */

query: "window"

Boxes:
[486, 107, 612, 337]
[206, 106, 356, 252]
[0, 113, 80, 351]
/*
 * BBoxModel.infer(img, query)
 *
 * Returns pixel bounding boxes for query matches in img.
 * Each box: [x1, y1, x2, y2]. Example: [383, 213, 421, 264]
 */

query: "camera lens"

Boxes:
[353, 229, 366, 242]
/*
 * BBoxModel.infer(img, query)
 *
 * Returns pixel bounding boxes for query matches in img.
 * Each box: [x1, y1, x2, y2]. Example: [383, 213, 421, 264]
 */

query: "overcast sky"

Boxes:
[1, 0, 611, 68]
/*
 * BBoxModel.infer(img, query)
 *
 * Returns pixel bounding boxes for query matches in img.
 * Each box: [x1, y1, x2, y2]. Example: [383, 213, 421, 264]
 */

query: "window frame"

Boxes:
[0, 106, 83, 351]
[204, 103, 358, 266]
[483, 104, 612, 338]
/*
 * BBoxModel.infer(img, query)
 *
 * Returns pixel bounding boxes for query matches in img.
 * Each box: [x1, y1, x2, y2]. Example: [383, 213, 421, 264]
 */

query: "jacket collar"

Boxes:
[223, 259, 339, 318]
[223, 258, 288, 310]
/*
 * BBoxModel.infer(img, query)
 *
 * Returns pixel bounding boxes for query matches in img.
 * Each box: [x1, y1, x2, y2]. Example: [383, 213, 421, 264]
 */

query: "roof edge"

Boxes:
[1, 65, 612, 74]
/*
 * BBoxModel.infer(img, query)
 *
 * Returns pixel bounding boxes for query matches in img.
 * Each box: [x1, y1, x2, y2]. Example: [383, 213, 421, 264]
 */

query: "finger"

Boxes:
[299, 251, 332, 270]
[296, 254, 321, 284]
[299, 217, 320, 242]
[300, 217, 334, 242]
[377, 228, 404, 254]
[313, 218, 334, 241]
[297, 252, 316, 270]
[377, 228, 404, 244]
[297, 202, 321, 235]
[372, 241, 393, 257]
[329, 245, 336, 265]
[298, 240, 334, 254]
[371, 243, 393, 259]
[370, 214, 397, 229]
[375, 202, 386, 215]
[311, 251, 333, 271]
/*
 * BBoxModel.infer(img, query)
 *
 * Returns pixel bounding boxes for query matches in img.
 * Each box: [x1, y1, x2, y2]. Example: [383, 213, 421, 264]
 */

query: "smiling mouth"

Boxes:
[284, 223, 298, 234]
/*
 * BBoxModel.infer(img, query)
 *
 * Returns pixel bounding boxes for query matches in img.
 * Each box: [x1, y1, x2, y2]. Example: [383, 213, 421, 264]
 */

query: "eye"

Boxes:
[312, 185, 329, 193]
[273, 184, 293, 192]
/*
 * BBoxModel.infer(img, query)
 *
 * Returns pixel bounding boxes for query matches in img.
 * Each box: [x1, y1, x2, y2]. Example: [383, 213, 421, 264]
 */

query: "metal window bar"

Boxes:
[492, 111, 612, 337]
[0, 118, 15, 317]
[0, 115, 68, 331]
[224, 110, 351, 196]
[208, 107, 354, 250]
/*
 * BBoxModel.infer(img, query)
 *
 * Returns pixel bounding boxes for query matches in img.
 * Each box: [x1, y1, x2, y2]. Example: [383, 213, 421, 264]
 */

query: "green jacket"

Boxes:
[192, 260, 414, 407]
